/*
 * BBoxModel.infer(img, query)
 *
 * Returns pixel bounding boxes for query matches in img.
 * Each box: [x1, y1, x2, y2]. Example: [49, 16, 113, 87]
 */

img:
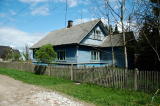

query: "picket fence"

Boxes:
[0, 62, 159, 92]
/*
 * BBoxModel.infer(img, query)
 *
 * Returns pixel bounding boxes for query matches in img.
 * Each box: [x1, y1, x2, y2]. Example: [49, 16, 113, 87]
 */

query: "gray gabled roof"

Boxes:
[31, 19, 134, 49]
[31, 19, 102, 49]
[101, 32, 135, 47]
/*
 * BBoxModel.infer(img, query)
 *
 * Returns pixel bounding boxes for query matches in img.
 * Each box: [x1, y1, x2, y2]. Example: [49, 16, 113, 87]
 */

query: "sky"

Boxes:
[0, 0, 135, 52]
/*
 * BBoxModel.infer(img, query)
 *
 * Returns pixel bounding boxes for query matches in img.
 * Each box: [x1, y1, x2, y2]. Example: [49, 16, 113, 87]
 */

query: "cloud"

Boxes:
[19, 0, 50, 16]
[0, 13, 6, 17]
[55, 0, 89, 7]
[55, 0, 77, 7]
[74, 18, 96, 25]
[19, 0, 78, 7]
[114, 4, 119, 9]
[0, 27, 45, 51]
[74, 17, 108, 25]
[19, 0, 47, 4]
[31, 5, 50, 16]
[68, 0, 77, 7]
[114, 20, 138, 32]
[9, 10, 16, 15]
[78, 9, 88, 14]
[79, 0, 90, 5]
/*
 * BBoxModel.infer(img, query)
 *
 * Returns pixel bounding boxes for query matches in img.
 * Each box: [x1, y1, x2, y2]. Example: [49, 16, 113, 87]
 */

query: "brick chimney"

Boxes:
[67, 20, 73, 28]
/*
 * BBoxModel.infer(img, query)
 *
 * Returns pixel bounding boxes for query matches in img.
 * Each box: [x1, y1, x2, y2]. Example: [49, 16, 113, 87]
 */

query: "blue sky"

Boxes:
[0, 0, 134, 51]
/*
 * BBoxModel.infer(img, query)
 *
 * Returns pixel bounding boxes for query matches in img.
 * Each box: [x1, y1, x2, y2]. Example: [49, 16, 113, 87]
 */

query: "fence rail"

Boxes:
[0, 62, 159, 92]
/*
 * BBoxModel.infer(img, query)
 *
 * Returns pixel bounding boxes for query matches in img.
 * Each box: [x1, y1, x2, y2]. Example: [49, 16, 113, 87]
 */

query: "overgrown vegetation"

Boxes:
[1, 47, 20, 61]
[35, 44, 57, 63]
[0, 68, 159, 106]
[134, 0, 160, 70]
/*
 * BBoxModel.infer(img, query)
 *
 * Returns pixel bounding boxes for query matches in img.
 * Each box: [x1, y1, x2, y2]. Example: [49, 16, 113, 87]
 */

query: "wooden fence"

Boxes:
[0, 62, 159, 92]
[72, 67, 160, 92]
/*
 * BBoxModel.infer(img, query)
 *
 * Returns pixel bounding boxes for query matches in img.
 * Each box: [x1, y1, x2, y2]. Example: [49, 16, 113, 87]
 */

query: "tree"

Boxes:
[23, 45, 30, 61]
[113, 24, 119, 34]
[131, 0, 160, 70]
[12, 50, 21, 61]
[35, 44, 57, 63]
[1, 49, 21, 61]
[92, 0, 136, 68]
[150, 0, 160, 17]
[1, 49, 12, 60]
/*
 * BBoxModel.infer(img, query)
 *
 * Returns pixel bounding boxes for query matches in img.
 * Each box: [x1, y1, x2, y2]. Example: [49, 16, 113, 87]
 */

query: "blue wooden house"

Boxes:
[31, 19, 134, 68]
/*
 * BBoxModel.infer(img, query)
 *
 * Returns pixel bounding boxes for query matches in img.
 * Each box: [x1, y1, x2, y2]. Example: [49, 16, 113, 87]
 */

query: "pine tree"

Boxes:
[113, 24, 119, 34]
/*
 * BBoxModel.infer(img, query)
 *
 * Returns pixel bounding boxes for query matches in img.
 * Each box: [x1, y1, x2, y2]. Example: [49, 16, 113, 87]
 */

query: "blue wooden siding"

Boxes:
[101, 48, 113, 65]
[77, 46, 108, 67]
[32, 45, 125, 67]
[101, 47, 125, 67]
[77, 46, 94, 63]
[114, 47, 125, 67]
[54, 45, 77, 63]
[76, 46, 125, 67]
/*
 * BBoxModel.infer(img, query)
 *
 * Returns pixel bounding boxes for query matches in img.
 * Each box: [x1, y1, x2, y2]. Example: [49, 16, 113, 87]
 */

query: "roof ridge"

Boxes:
[49, 19, 100, 33]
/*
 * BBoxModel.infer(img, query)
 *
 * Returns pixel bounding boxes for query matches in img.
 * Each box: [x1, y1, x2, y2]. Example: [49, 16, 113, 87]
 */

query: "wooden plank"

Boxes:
[145, 70, 147, 92]
[70, 64, 73, 81]
[115, 69, 117, 88]
[157, 71, 159, 90]
[134, 69, 138, 90]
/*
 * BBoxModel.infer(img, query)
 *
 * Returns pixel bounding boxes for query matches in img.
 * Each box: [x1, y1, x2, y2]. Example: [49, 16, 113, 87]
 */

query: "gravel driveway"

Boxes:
[0, 75, 93, 106]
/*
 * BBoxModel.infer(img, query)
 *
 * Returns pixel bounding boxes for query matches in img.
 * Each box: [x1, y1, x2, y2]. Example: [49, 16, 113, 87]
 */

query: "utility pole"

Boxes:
[106, 0, 115, 67]
[121, 0, 128, 69]
[80, 9, 83, 23]
[65, 0, 68, 27]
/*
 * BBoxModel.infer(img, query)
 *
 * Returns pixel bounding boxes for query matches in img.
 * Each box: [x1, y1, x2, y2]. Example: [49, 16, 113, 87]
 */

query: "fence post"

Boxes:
[70, 64, 73, 81]
[49, 64, 51, 76]
[134, 68, 139, 91]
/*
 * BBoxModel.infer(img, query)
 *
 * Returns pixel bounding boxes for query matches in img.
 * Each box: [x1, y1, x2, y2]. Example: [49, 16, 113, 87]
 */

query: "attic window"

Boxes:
[93, 29, 101, 40]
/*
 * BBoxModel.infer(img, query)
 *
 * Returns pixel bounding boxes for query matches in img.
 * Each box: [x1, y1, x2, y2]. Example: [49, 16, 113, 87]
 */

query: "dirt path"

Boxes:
[0, 75, 93, 106]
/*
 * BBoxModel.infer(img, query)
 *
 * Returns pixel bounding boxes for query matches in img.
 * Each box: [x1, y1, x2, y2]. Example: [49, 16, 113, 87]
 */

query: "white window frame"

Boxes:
[93, 29, 102, 40]
[57, 50, 66, 61]
[91, 51, 100, 61]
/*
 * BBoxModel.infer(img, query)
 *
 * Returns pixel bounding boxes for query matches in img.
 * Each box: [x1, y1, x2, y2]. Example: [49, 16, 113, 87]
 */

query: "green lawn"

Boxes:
[0, 67, 159, 106]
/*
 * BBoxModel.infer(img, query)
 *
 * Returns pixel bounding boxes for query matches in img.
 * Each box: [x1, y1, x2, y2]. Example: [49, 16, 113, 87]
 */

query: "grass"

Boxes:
[0, 67, 159, 106]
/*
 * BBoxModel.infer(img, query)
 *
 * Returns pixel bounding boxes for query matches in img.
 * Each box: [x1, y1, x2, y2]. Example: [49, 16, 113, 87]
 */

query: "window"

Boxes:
[93, 29, 101, 40]
[91, 51, 100, 60]
[57, 51, 65, 60]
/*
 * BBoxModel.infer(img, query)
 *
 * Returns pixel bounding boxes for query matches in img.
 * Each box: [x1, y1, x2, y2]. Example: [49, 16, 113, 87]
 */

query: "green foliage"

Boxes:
[0, 68, 160, 106]
[12, 52, 21, 61]
[35, 44, 57, 63]
[1, 49, 20, 61]
[136, 16, 160, 70]
[135, 0, 160, 70]
[1, 49, 12, 60]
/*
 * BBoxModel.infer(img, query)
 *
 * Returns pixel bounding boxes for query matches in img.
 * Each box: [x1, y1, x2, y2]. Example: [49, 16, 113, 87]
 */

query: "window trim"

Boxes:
[57, 50, 66, 61]
[93, 29, 102, 40]
[91, 50, 100, 61]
